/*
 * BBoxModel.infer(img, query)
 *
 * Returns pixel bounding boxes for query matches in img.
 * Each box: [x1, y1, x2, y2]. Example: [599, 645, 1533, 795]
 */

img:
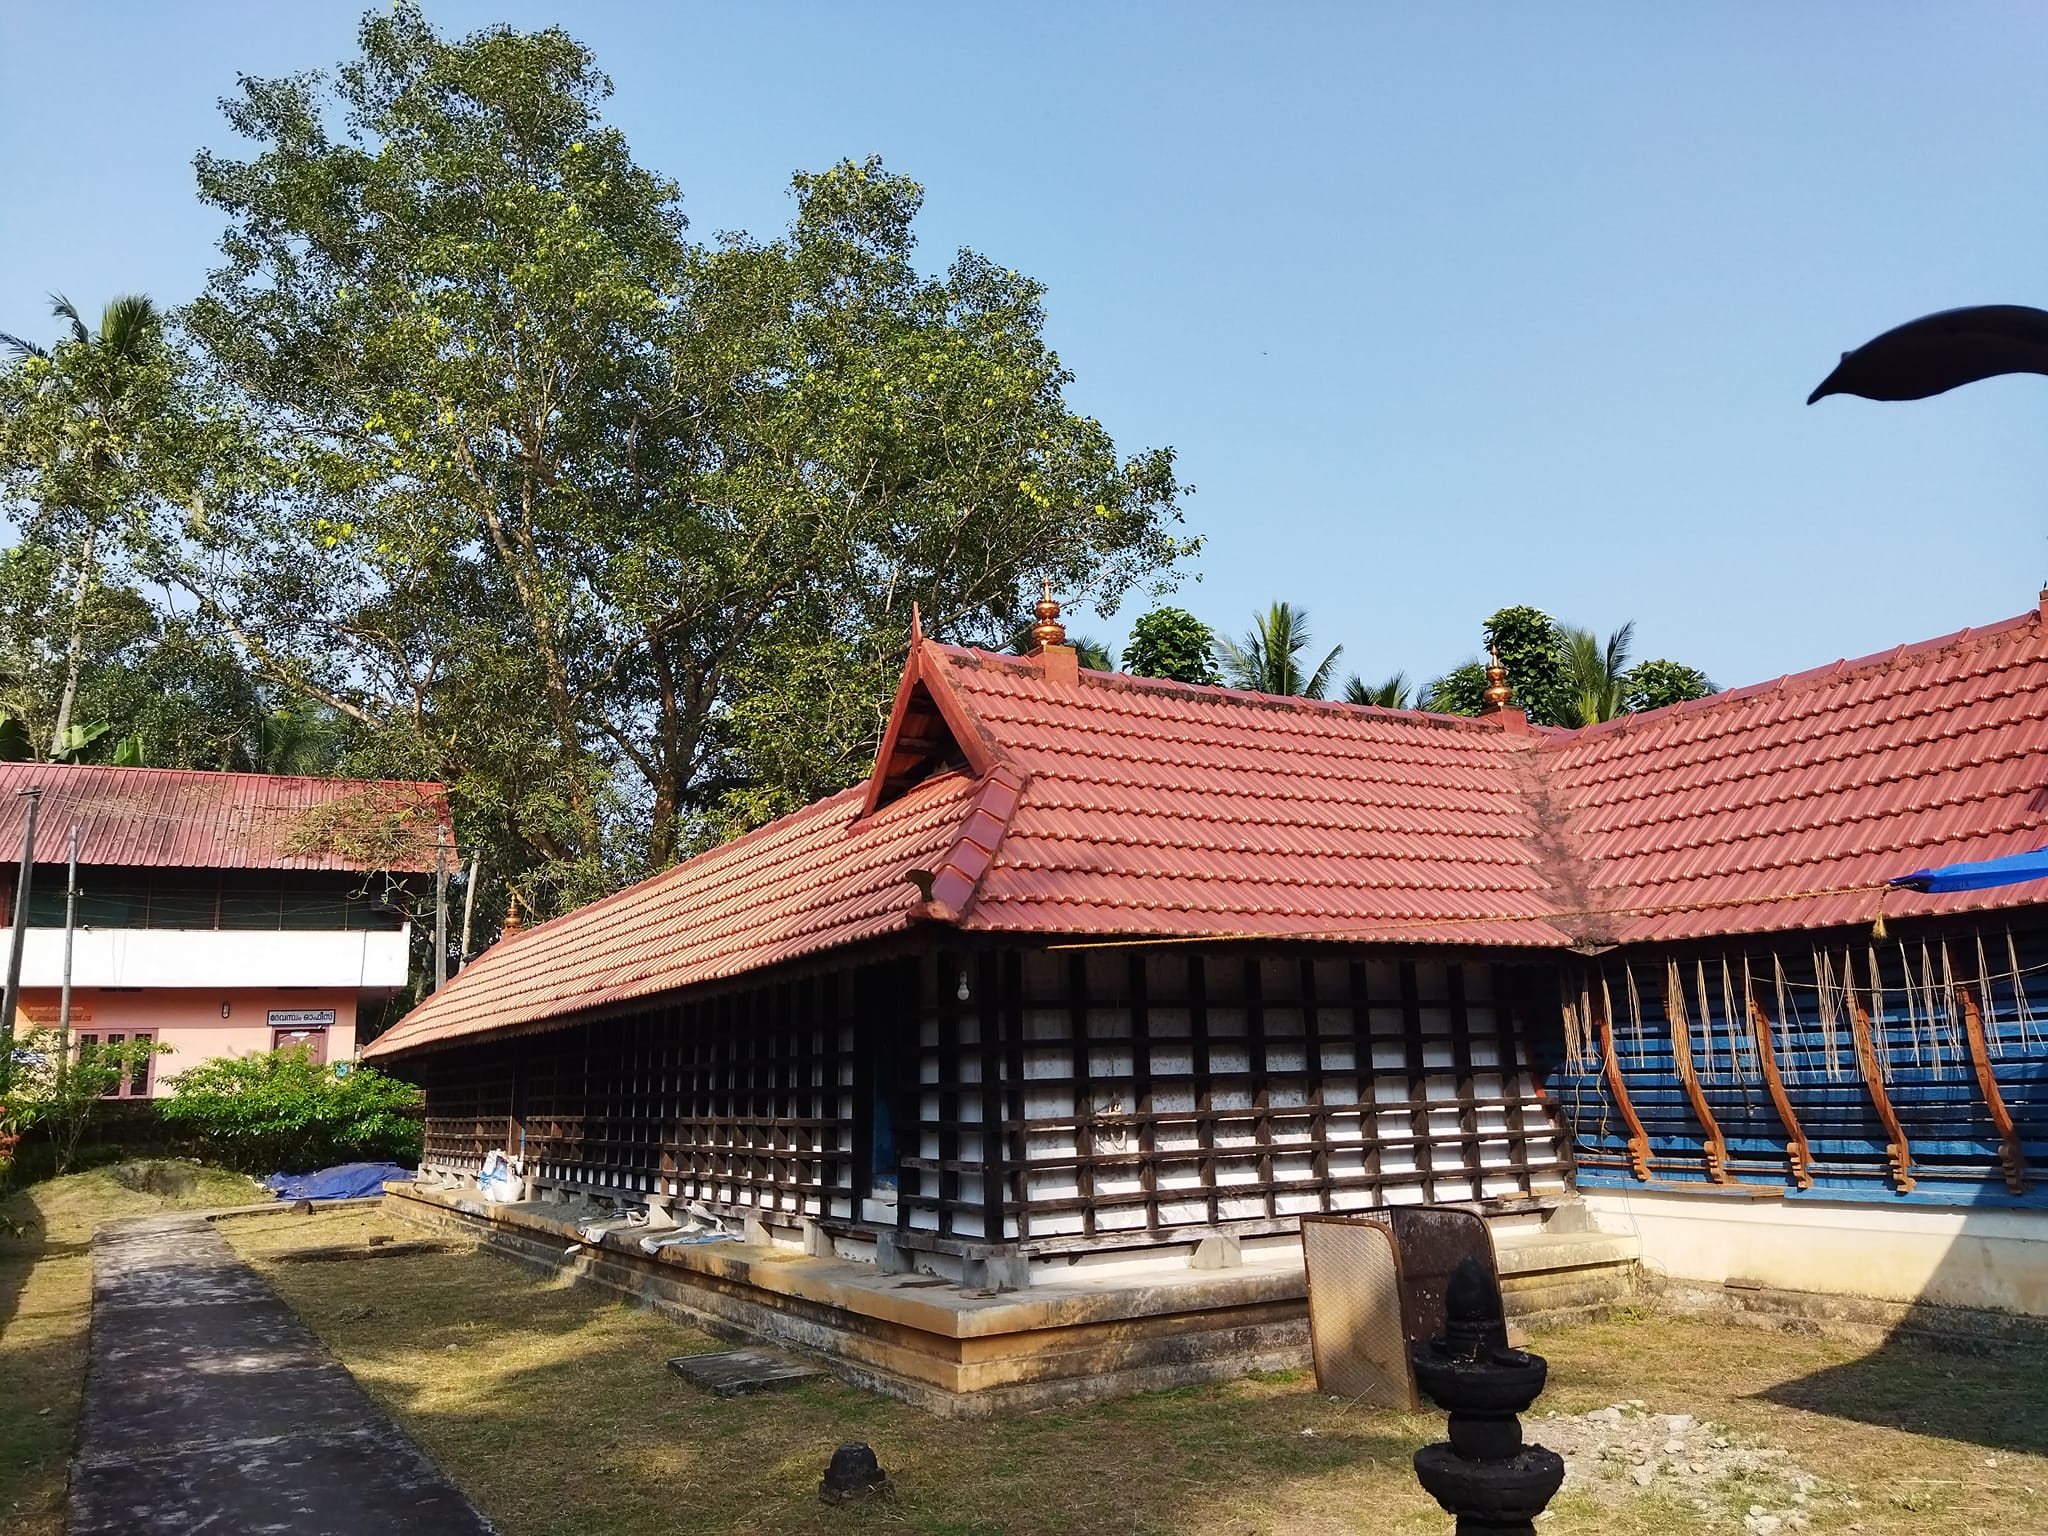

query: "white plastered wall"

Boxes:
[1582, 1188, 2048, 1315]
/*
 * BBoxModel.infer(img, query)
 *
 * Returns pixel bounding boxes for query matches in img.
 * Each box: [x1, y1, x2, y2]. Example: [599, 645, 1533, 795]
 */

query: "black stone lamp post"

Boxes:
[1410, 1257, 1566, 1535]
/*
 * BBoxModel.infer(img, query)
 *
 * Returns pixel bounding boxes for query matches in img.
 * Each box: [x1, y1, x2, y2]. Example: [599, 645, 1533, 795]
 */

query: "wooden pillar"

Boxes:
[1189, 951, 1218, 1227]
[1959, 985, 2026, 1195]
[1245, 957, 1275, 1221]
[1301, 956, 1331, 1214]
[1350, 960, 1383, 1201]
[1003, 953, 1029, 1241]
[1446, 962, 1482, 1197]
[1744, 978, 1814, 1190]
[1068, 951, 1096, 1240]
[1398, 960, 1435, 1202]
[979, 950, 1007, 1242]
[1129, 952, 1158, 1232]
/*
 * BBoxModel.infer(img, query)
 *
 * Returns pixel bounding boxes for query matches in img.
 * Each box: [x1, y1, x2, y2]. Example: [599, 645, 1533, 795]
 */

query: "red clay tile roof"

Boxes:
[0, 763, 450, 874]
[1543, 609, 2048, 943]
[934, 650, 1571, 947]
[367, 604, 2048, 1058]
[369, 769, 988, 1056]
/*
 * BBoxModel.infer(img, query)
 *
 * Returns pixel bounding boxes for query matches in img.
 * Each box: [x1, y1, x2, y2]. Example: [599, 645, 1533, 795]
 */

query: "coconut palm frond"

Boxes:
[1223, 602, 1343, 698]
[1302, 642, 1343, 701]
[0, 330, 49, 360]
[1071, 635, 1115, 671]
[97, 294, 163, 360]
[48, 293, 89, 346]
[1345, 672, 1411, 709]
[1561, 623, 1634, 726]
[1603, 620, 1635, 681]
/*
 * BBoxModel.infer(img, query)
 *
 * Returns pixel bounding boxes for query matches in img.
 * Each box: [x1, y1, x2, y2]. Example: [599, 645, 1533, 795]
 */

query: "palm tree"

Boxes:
[1216, 603, 1343, 699]
[1344, 672, 1411, 709]
[1561, 622, 1635, 726]
[2, 293, 166, 759]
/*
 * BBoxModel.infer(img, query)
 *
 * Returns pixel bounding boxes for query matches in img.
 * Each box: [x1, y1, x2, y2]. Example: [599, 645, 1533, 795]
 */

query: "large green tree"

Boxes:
[0, 294, 192, 758]
[170, 5, 1192, 909]
[1422, 606, 1713, 724]
[1122, 606, 1221, 685]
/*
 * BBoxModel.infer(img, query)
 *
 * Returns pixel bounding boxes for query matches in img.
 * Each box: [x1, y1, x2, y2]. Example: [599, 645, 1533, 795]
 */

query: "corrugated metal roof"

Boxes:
[0, 763, 450, 873]
[368, 603, 2048, 1060]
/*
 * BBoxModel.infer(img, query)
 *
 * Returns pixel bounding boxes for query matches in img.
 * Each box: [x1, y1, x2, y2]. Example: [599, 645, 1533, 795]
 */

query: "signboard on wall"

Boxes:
[266, 1009, 336, 1028]
[23, 1003, 92, 1027]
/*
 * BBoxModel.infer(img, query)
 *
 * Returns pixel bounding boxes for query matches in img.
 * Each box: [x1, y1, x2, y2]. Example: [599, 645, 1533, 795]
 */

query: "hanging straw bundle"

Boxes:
[1559, 974, 1588, 1075]
[1813, 948, 1844, 1081]
[1866, 943, 1891, 1084]
[2007, 930, 2038, 1049]
[1773, 953, 1798, 1084]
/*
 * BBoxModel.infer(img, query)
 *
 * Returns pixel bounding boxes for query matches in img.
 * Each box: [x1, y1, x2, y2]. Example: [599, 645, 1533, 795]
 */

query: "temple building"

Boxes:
[367, 591, 2048, 1410]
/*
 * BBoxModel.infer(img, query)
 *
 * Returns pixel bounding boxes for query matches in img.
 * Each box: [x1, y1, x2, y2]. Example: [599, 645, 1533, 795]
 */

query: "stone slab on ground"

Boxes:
[667, 1348, 825, 1397]
[72, 1212, 495, 1536]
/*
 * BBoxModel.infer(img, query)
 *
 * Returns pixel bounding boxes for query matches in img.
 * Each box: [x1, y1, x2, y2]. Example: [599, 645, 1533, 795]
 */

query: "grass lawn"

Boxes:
[216, 1205, 2048, 1536]
[5, 1177, 2043, 1536]
[0, 1164, 270, 1536]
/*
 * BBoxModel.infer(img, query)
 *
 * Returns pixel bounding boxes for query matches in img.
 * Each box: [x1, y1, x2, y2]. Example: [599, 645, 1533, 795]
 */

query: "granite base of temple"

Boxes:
[382, 1182, 1638, 1417]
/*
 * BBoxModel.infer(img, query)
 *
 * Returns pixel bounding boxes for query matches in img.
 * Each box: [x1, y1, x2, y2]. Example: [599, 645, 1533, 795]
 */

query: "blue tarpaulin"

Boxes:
[1889, 846, 2048, 894]
[264, 1162, 415, 1201]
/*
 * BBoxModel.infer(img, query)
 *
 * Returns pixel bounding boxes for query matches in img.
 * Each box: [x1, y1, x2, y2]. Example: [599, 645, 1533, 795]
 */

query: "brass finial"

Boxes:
[1029, 579, 1067, 653]
[1481, 649, 1514, 714]
[501, 891, 524, 939]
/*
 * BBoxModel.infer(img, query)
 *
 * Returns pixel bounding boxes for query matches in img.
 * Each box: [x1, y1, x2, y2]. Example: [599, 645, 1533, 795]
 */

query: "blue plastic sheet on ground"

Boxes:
[264, 1162, 416, 1201]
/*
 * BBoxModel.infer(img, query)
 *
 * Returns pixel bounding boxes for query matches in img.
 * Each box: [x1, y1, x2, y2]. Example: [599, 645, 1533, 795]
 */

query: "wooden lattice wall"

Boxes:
[415, 963, 872, 1221]
[413, 940, 1574, 1248]
[898, 944, 1572, 1245]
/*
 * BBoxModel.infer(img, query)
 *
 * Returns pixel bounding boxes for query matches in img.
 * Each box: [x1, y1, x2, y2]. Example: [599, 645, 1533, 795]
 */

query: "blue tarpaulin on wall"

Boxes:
[1890, 847, 2048, 894]
[264, 1162, 415, 1201]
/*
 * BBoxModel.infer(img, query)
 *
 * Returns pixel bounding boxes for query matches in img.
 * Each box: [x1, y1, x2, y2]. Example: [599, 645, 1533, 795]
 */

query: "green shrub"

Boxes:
[3, 1028, 171, 1186]
[157, 1048, 423, 1173]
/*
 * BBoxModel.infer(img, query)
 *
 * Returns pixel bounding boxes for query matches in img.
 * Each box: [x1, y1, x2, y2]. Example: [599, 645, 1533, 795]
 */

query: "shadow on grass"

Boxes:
[1754, 1332, 2048, 1458]
[0, 1328, 87, 1520]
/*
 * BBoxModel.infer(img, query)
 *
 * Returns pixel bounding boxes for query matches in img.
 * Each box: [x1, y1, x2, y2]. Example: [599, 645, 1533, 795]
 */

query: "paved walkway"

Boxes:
[72, 1213, 495, 1534]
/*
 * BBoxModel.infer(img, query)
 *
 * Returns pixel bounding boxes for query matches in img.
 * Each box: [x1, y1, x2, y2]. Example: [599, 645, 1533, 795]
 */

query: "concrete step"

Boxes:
[1496, 1228, 1638, 1277]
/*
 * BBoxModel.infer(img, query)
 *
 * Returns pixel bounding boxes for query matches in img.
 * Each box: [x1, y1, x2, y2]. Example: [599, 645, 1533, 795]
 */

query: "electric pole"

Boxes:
[1, 785, 43, 1092]
[433, 823, 449, 992]
[58, 825, 79, 1091]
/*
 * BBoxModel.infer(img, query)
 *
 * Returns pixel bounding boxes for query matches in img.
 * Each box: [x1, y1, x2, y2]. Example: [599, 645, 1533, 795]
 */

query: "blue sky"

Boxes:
[5, 3, 2045, 694]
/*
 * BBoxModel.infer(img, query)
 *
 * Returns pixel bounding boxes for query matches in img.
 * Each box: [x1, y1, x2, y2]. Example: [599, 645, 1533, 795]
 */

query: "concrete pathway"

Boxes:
[72, 1213, 495, 1535]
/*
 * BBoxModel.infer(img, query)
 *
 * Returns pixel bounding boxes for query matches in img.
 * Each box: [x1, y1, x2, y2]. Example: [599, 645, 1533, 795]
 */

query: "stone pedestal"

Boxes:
[1410, 1257, 1565, 1535]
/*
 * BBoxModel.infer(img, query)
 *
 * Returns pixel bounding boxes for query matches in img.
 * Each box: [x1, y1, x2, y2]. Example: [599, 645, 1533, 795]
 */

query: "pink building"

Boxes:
[1, 764, 451, 1097]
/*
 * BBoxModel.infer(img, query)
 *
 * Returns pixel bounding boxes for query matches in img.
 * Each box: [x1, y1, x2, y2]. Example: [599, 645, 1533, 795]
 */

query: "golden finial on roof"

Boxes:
[1480, 649, 1515, 714]
[1029, 579, 1067, 653]
[501, 891, 524, 939]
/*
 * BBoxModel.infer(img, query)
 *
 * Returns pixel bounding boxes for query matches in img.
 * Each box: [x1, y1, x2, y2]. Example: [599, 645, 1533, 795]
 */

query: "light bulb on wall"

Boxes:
[956, 972, 971, 1003]
[221, 1000, 231, 1019]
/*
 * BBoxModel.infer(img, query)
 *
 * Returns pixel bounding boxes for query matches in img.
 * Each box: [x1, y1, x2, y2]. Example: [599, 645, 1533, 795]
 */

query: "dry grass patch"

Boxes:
[0, 1164, 269, 1536]
[221, 1208, 2048, 1536]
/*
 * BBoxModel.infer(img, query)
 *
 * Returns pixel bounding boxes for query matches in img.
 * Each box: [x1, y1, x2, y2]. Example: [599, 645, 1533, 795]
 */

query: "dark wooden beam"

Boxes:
[1744, 979, 1814, 1190]
[1590, 973, 1652, 1181]
[1959, 984, 2026, 1195]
